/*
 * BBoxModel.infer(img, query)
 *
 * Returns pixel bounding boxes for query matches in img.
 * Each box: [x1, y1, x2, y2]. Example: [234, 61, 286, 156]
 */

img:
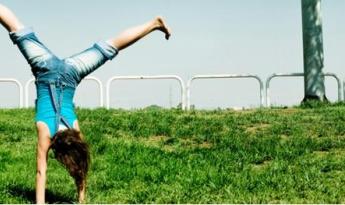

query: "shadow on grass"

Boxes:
[8, 185, 74, 204]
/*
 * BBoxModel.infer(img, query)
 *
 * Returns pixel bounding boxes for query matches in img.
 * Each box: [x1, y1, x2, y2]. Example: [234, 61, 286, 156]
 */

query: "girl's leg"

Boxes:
[66, 16, 171, 79]
[0, 4, 24, 32]
[1, 4, 54, 71]
[107, 16, 171, 51]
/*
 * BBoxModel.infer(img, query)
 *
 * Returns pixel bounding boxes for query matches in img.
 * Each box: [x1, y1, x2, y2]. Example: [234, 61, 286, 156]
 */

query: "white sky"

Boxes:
[0, 0, 344, 109]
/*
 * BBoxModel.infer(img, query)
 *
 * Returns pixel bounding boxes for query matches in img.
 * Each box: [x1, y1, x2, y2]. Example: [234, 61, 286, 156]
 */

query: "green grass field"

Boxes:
[0, 104, 345, 203]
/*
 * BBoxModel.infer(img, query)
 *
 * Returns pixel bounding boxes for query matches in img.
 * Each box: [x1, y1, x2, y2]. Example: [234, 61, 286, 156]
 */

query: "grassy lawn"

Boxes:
[0, 105, 345, 203]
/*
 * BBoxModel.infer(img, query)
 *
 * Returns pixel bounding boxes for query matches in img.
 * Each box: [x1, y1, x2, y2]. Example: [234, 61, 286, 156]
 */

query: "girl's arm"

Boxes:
[0, 4, 24, 32]
[35, 125, 51, 204]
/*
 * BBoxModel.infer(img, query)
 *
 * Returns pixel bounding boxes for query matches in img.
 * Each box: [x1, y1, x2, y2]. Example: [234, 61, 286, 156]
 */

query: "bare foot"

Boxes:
[155, 16, 171, 40]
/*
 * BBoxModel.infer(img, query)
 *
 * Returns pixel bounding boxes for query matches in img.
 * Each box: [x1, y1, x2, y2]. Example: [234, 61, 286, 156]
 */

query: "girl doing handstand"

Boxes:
[0, 4, 171, 203]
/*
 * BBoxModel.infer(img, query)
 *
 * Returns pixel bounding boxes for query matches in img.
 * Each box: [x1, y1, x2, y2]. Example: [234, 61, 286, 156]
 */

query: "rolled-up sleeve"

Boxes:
[93, 41, 119, 60]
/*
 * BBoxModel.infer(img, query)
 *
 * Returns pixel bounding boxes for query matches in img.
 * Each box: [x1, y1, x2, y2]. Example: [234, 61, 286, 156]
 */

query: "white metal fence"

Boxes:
[186, 74, 264, 110]
[1, 73, 345, 109]
[0, 78, 23, 108]
[24, 78, 35, 108]
[81, 76, 104, 107]
[266, 72, 342, 107]
[106, 75, 186, 110]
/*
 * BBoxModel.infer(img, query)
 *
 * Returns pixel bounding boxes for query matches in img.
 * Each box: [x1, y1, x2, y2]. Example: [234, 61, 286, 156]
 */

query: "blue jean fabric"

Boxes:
[10, 27, 118, 137]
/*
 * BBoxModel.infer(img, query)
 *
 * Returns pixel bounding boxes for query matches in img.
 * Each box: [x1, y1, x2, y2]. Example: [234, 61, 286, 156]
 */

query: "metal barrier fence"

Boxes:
[1, 73, 344, 109]
[266, 72, 342, 107]
[24, 78, 35, 108]
[0, 78, 23, 108]
[24, 76, 103, 108]
[186, 74, 265, 110]
[106, 75, 186, 110]
[80, 76, 104, 107]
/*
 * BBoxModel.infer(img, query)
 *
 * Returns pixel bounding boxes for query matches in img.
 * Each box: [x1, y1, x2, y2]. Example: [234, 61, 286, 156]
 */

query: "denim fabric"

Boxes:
[10, 27, 118, 136]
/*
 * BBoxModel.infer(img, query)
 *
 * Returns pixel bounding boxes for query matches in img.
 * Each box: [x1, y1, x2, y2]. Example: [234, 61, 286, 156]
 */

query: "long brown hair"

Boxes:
[49, 129, 90, 192]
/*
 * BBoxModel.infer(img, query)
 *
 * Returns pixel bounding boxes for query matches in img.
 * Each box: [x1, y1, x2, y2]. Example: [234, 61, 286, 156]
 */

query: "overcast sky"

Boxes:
[0, 0, 344, 109]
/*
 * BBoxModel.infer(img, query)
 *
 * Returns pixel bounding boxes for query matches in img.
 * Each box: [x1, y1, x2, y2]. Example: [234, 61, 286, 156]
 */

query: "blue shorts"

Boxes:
[10, 27, 118, 137]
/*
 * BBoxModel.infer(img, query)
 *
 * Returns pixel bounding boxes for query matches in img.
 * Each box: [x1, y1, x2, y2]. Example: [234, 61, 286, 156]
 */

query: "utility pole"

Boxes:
[301, 0, 326, 101]
[301, 0, 327, 101]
